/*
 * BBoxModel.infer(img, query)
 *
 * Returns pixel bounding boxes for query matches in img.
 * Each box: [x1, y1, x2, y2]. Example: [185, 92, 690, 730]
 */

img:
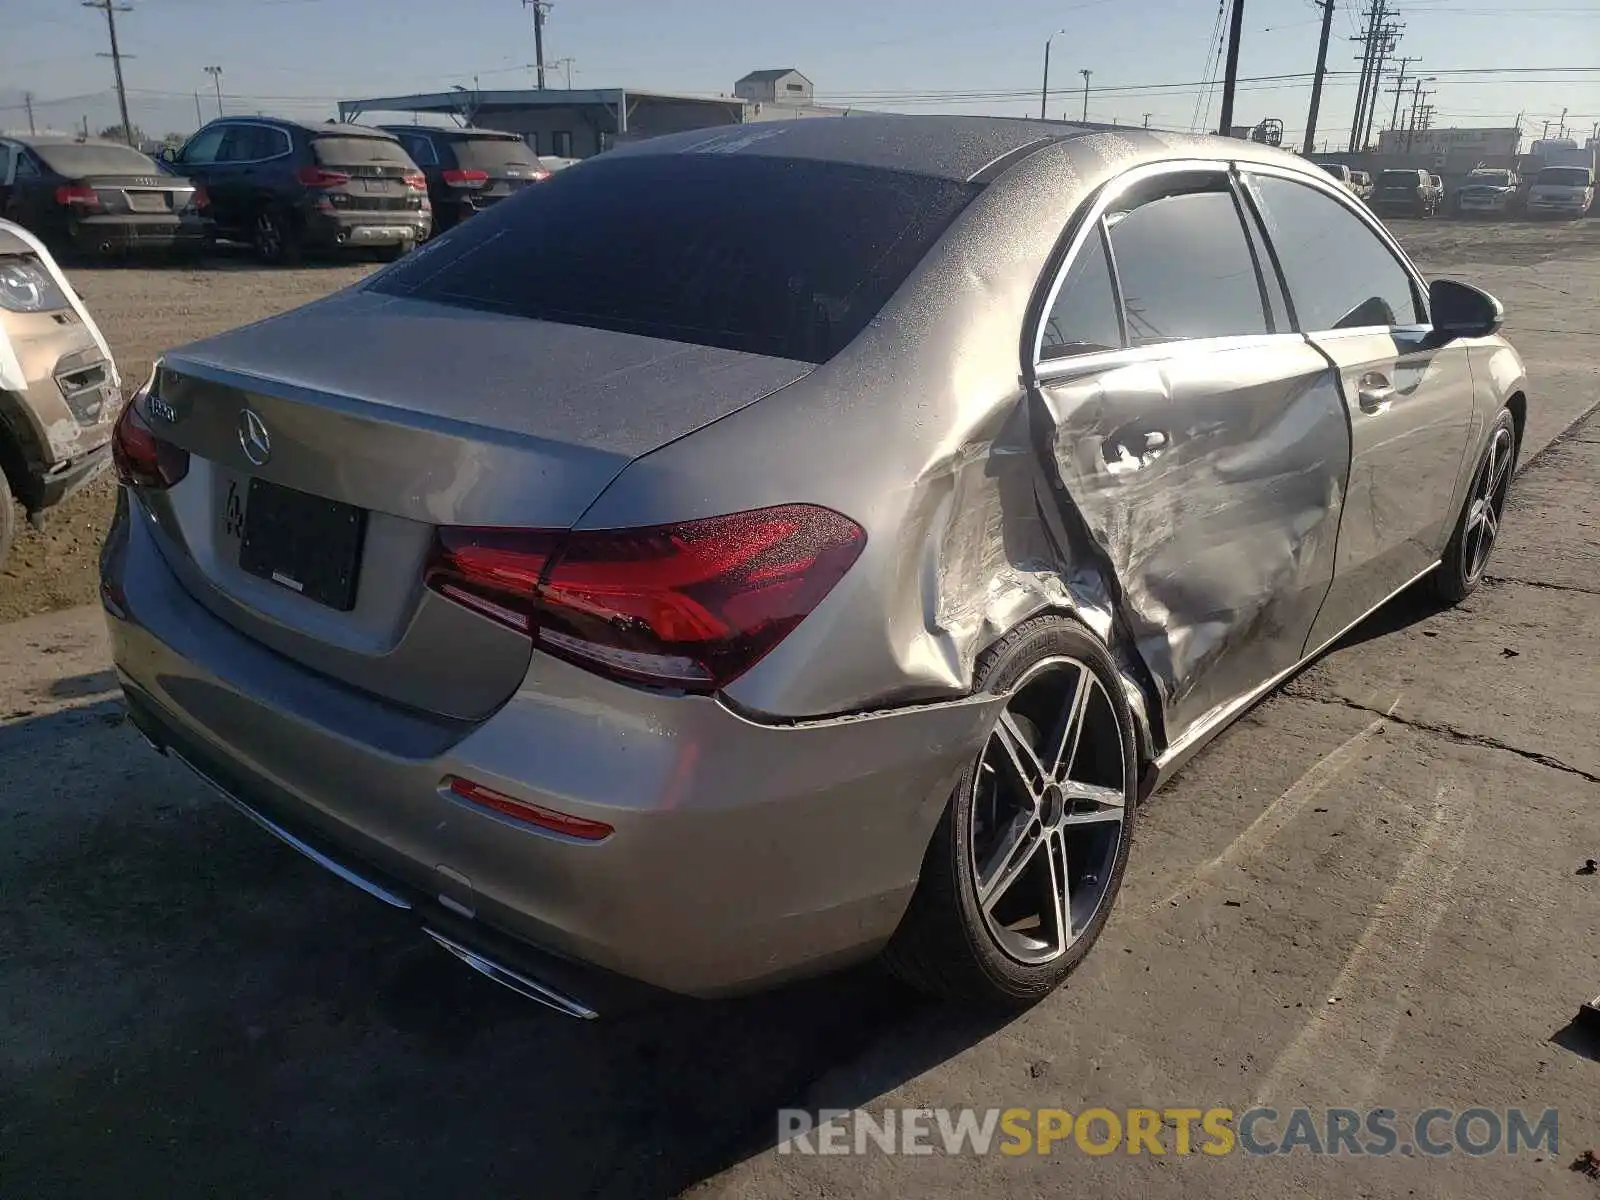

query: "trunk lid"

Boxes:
[309, 133, 425, 216]
[79, 174, 199, 216]
[450, 137, 549, 204]
[140, 289, 812, 719]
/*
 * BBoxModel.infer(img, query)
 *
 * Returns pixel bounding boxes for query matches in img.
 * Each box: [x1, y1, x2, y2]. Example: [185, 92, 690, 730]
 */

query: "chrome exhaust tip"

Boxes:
[422, 928, 599, 1020]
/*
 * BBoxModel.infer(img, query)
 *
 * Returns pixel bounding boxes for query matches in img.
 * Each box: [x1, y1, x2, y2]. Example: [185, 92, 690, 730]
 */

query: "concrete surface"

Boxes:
[1, 222, 1597, 1199]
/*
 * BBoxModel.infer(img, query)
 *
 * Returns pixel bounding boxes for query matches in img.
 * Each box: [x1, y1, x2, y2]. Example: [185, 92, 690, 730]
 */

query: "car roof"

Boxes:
[603, 113, 1312, 185]
[202, 116, 399, 140]
[4, 134, 139, 151]
[378, 125, 521, 142]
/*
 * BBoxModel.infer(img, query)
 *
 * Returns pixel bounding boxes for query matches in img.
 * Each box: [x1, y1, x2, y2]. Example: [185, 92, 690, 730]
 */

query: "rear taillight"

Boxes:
[55, 183, 101, 209]
[425, 505, 866, 691]
[190, 185, 210, 210]
[294, 165, 350, 188]
[403, 170, 427, 190]
[440, 168, 489, 188]
[111, 398, 189, 489]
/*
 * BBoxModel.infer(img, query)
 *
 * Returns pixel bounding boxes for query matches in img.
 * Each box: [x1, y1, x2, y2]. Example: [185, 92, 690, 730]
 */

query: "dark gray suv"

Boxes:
[163, 118, 431, 263]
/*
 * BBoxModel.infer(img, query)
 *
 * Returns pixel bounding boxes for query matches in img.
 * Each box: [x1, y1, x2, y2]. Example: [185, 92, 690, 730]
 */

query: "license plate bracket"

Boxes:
[238, 478, 366, 611]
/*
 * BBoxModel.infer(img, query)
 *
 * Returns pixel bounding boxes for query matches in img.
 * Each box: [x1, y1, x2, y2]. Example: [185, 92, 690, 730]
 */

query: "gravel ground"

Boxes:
[0, 217, 1596, 624]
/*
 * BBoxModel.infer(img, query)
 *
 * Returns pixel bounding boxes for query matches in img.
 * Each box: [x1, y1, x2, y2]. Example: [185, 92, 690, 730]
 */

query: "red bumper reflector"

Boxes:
[447, 777, 613, 841]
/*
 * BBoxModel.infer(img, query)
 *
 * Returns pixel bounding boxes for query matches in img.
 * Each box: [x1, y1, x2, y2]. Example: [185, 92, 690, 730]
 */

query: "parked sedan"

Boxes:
[102, 116, 1526, 1014]
[0, 218, 121, 570]
[380, 126, 550, 234]
[0, 135, 211, 256]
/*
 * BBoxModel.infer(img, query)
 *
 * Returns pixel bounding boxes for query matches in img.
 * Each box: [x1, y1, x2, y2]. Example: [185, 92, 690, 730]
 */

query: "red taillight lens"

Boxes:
[111, 399, 189, 489]
[403, 170, 427, 190]
[55, 183, 101, 209]
[425, 505, 866, 691]
[294, 165, 350, 188]
[440, 168, 489, 188]
[446, 777, 613, 840]
[190, 185, 210, 209]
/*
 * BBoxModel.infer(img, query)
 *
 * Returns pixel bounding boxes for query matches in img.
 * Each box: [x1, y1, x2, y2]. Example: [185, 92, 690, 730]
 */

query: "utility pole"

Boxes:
[1143, 113, 1152, 128]
[1387, 55, 1418, 131]
[1557, 105, 1569, 139]
[1302, 0, 1335, 155]
[23, 92, 35, 134]
[1361, 20, 1403, 149]
[1404, 77, 1435, 152]
[1348, 0, 1380, 152]
[204, 66, 223, 118]
[84, 0, 135, 146]
[522, 0, 550, 90]
[548, 56, 575, 89]
[1080, 68, 1093, 123]
[1216, 0, 1245, 136]
[193, 90, 202, 126]
[1040, 30, 1067, 120]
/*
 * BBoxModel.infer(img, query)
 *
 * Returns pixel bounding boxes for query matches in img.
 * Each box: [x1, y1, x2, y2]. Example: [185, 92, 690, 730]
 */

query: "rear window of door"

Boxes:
[1040, 226, 1122, 358]
[1104, 184, 1269, 345]
[1244, 173, 1423, 331]
[367, 153, 980, 364]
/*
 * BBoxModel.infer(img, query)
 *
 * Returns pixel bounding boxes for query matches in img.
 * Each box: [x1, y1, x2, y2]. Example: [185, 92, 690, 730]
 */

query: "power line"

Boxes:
[84, 0, 134, 144]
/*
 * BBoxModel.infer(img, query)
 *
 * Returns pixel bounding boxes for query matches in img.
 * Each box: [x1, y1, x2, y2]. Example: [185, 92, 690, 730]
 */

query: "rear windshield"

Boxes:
[1380, 171, 1421, 187]
[30, 142, 160, 176]
[311, 135, 415, 168]
[450, 136, 544, 172]
[1538, 167, 1591, 187]
[368, 154, 980, 363]
[1319, 164, 1349, 178]
[1467, 171, 1512, 186]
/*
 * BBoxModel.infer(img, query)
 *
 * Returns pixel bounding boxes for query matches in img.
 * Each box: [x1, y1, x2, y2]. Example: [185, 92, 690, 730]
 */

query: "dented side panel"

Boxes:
[1035, 338, 1350, 738]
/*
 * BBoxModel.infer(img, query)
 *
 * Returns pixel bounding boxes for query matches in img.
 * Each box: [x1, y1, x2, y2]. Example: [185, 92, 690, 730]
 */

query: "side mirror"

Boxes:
[158, 146, 179, 165]
[1429, 278, 1504, 343]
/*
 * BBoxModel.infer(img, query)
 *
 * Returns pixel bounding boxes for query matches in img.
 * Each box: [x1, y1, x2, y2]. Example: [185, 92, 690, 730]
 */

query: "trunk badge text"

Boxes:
[148, 395, 178, 424]
[239, 409, 272, 467]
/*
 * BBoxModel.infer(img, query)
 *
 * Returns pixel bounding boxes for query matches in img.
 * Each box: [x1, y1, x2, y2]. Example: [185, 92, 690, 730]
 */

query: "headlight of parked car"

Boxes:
[0, 256, 71, 313]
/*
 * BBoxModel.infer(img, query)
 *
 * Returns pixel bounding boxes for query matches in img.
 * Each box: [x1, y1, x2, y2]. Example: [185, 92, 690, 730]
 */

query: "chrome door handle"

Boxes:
[1357, 372, 1394, 413]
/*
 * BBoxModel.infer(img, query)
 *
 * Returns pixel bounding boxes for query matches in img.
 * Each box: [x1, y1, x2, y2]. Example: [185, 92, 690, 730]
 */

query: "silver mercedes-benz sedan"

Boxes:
[102, 115, 1527, 1015]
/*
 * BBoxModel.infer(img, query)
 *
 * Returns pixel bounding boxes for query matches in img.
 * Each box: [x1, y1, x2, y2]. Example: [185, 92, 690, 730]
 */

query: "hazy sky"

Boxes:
[5, 0, 1597, 148]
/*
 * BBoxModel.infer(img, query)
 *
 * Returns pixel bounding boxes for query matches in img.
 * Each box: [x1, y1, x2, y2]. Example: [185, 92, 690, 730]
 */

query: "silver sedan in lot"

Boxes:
[101, 116, 1527, 1015]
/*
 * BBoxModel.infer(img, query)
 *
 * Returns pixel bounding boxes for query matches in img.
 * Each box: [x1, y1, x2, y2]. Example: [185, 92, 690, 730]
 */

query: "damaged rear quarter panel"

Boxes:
[579, 134, 1350, 764]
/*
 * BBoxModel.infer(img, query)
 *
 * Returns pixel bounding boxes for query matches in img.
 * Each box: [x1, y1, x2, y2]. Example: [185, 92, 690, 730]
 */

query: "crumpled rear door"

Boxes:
[1034, 338, 1350, 741]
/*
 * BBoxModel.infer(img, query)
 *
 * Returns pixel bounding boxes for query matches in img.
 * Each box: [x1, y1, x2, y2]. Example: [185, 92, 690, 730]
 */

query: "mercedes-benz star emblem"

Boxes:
[238, 408, 272, 467]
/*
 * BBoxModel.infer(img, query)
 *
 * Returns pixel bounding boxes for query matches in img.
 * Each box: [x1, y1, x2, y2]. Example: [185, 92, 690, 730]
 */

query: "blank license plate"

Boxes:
[127, 192, 169, 212]
[238, 479, 366, 610]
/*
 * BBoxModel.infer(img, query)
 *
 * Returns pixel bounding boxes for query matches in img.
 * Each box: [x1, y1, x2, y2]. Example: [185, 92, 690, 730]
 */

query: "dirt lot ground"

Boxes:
[1, 219, 1597, 1199]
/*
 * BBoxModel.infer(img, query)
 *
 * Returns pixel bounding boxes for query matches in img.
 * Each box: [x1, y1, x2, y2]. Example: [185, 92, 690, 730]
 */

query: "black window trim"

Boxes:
[182, 119, 294, 166]
[1031, 158, 1292, 378]
[1239, 160, 1432, 335]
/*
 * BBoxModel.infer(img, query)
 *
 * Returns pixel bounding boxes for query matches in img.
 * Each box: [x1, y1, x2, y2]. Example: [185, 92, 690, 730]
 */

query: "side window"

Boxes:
[1246, 173, 1423, 331]
[15, 152, 40, 181]
[1106, 185, 1269, 345]
[407, 135, 438, 166]
[215, 125, 249, 163]
[180, 125, 228, 165]
[1040, 224, 1122, 358]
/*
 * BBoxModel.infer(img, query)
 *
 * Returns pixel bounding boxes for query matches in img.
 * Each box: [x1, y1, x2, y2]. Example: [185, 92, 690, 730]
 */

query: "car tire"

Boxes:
[253, 207, 301, 266]
[1431, 407, 1517, 606]
[884, 614, 1139, 1007]
[0, 468, 15, 575]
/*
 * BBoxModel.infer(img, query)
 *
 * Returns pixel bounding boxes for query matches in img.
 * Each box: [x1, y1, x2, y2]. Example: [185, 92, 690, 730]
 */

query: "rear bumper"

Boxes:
[102, 492, 999, 997]
[303, 209, 432, 248]
[34, 441, 111, 513]
[68, 215, 212, 251]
